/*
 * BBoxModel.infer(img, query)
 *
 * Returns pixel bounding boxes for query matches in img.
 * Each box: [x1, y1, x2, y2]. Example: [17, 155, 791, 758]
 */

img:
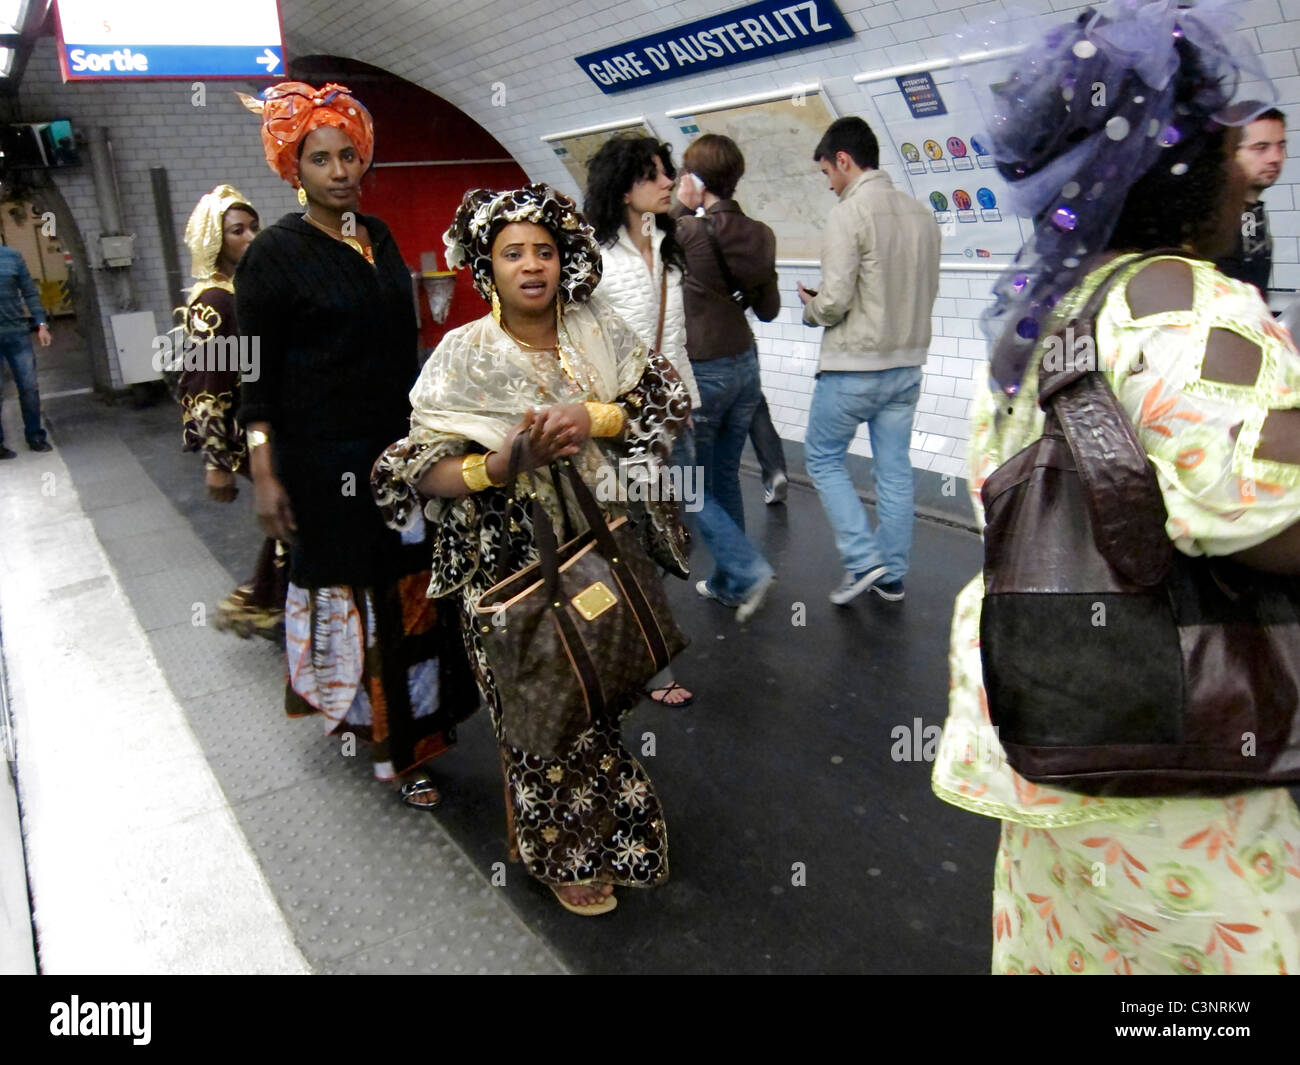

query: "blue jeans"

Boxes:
[749, 393, 787, 487]
[805, 366, 922, 582]
[690, 349, 773, 604]
[0, 331, 45, 447]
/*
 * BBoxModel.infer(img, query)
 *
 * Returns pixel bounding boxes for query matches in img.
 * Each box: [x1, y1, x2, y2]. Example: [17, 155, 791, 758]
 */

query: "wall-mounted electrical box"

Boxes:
[99, 234, 134, 267]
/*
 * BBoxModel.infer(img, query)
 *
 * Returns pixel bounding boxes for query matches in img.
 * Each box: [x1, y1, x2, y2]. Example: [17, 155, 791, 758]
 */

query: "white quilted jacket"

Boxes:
[591, 225, 700, 408]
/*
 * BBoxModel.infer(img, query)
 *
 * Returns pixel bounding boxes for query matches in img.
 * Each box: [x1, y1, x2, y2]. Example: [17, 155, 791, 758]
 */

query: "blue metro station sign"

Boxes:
[61, 45, 284, 80]
[54, 0, 285, 81]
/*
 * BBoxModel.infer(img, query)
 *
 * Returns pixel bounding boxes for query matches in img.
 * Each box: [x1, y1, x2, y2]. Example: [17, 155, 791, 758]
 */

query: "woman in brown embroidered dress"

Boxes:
[373, 185, 688, 914]
[177, 185, 286, 638]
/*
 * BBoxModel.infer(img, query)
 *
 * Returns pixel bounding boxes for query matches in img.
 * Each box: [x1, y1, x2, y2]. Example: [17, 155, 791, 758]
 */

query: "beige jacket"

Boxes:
[803, 169, 941, 373]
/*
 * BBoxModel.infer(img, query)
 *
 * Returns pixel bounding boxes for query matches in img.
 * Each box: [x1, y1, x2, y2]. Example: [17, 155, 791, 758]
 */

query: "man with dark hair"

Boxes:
[812, 116, 880, 172]
[0, 243, 52, 459]
[798, 116, 940, 605]
[1217, 106, 1286, 294]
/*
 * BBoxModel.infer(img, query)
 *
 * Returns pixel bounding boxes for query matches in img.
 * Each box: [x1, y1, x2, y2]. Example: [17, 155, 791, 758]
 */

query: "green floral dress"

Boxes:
[933, 254, 1300, 974]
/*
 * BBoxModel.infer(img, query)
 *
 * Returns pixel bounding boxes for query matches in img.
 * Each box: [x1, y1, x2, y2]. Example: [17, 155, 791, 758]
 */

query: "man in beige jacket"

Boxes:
[798, 117, 940, 605]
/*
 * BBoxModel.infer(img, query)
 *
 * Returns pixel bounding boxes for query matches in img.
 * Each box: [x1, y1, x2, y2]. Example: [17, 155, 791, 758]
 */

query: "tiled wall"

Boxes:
[277, 0, 1300, 481]
[19, 40, 297, 390]
[18, 0, 1300, 478]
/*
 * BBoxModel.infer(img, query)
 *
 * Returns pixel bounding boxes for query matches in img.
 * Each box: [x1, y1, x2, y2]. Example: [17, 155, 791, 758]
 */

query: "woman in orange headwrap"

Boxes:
[235, 83, 478, 808]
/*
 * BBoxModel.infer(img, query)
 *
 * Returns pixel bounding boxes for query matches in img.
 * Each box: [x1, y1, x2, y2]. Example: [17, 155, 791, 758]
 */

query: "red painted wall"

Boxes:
[293, 56, 529, 353]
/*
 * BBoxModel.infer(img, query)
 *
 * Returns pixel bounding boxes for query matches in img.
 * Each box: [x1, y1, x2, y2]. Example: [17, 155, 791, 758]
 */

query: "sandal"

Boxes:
[646, 682, 694, 707]
[399, 778, 442, 811]
[550, 884, 618, 916]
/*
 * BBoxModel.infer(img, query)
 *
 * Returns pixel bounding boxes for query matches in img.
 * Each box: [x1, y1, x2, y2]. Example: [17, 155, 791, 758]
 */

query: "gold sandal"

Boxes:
[550, 884, 617, 916]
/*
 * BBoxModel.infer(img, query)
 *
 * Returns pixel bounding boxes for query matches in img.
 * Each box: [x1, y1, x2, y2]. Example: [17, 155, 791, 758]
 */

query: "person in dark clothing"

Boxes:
[237, 81, 477, 809]
[751, 395, 788, 504]
[672, 133, 780, 619]
[1216, 107, 1286, 295]
[0, 244, 52, 458]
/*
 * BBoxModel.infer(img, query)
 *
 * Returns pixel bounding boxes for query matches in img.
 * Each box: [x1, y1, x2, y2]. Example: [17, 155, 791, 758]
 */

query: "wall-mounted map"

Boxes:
[542, 119, 658, 195]
[668, 87, 838, 263]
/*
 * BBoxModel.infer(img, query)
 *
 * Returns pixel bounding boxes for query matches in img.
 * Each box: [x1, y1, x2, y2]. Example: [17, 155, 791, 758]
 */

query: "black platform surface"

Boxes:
[49, 390, 996, 974]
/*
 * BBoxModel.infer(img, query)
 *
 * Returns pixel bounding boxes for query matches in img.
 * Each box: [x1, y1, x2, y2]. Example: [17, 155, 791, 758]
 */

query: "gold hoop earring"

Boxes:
[489, 283, 502, 324]
[297, 186, 308, 207]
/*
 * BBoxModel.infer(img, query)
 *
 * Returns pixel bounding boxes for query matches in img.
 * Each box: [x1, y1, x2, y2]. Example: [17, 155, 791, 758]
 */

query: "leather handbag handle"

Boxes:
[555, 456, 674, 667]
[495, 434, 535, 585]
[1036, 250, 1188, 586]
[496, 435, 621, 597]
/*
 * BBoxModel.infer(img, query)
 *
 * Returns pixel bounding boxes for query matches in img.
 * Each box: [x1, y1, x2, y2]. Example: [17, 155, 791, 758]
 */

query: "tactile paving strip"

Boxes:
[52, 399, 564, 976]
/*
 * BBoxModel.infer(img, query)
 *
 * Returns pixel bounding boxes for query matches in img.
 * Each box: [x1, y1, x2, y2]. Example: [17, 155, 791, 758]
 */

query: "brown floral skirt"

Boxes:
[458, 595, 669, 888]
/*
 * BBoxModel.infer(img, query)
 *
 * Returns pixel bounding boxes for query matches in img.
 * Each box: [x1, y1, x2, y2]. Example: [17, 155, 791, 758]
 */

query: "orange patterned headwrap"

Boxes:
[237, 82, 374, 186]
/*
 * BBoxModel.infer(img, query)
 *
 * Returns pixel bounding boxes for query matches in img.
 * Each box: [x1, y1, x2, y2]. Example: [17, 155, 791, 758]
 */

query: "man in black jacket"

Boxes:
[1217, 107, 1286, 295]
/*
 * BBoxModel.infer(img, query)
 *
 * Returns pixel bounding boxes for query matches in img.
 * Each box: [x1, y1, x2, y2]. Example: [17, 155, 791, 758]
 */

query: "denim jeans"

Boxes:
[0, 330, 45, 447]
[749, 393, 787, 487]
[805, 366, 922, 582]
[690, 348, 773, 604]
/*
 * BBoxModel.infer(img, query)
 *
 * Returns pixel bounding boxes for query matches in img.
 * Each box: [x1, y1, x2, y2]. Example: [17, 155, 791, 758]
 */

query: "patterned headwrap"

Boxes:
[183, 184, 257, 283]
[237, 81, 374, 186]
[958, 0, 1275, 393]
[443, 184, 602, 304]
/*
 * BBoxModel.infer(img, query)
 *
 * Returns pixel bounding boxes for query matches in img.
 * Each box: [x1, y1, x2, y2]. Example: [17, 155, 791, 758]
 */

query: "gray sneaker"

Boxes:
[696, 579, 724, 603]
[829, 565, 888, 606]
[763, 472, 788, 505]
[870, 579, 905, 602]
[735, 574, 774, 623]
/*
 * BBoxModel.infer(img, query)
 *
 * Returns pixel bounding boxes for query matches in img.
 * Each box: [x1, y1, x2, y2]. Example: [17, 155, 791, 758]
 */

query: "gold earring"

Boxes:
[489, 283, 502, 324]
[297, 186, 308, 207]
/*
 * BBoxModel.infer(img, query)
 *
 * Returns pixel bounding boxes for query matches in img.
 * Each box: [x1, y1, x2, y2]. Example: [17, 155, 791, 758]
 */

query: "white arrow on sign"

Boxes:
[256, 49, 280, 73]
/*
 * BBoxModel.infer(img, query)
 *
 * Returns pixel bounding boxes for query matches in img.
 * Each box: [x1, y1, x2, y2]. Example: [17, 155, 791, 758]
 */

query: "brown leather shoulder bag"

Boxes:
[474, 438, 688, 759]
[980, 251, 1300, 796]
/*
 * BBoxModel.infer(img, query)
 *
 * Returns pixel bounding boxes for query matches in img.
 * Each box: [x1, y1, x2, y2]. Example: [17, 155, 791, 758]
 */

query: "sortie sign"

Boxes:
[576, 0, 854, 95]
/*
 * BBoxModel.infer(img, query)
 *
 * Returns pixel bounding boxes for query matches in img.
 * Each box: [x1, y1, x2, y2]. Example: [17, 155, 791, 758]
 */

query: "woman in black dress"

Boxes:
[236, 82, 476, 806]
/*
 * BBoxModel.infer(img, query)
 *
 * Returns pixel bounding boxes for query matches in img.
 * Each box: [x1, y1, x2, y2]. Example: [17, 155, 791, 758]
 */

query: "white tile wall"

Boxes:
[17, 0, 1300, 475]
[19, 40, 297, 389]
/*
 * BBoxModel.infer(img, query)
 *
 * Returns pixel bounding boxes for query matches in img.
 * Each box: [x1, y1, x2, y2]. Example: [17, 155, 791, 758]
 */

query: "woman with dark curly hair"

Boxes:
[373, 184, 690, 915]
[932, 0, 1300, 974]
[585, 135, 700, 703]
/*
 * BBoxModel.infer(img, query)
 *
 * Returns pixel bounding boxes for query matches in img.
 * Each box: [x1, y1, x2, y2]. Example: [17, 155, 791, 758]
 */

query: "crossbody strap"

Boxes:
[701, 214, 746, 305]
[654, 262, 667, 351]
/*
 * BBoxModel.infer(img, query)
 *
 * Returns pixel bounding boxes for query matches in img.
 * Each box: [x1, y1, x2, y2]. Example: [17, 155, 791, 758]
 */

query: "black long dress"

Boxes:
[236, 212, 477, 774]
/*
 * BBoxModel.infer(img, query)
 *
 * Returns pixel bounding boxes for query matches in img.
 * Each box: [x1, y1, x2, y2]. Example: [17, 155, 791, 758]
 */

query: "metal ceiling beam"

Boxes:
[4, 1, 53, 95]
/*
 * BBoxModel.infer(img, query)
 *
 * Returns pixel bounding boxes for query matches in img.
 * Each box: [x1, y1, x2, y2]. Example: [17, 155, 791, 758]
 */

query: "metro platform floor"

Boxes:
[7, 343, 999, 974]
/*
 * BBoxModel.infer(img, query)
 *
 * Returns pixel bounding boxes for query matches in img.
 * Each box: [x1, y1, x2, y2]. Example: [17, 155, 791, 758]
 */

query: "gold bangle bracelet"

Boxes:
[461, 451, 502, 492]
[584, 401, 625, 438]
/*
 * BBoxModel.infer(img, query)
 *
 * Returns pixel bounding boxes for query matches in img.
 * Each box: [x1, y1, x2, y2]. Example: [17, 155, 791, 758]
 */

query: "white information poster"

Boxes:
[855, 61, 1030, 264]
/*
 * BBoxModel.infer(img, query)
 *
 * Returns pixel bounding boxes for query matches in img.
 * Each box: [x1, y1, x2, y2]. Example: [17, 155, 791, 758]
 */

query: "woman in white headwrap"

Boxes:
[178, 184, 285, 639]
